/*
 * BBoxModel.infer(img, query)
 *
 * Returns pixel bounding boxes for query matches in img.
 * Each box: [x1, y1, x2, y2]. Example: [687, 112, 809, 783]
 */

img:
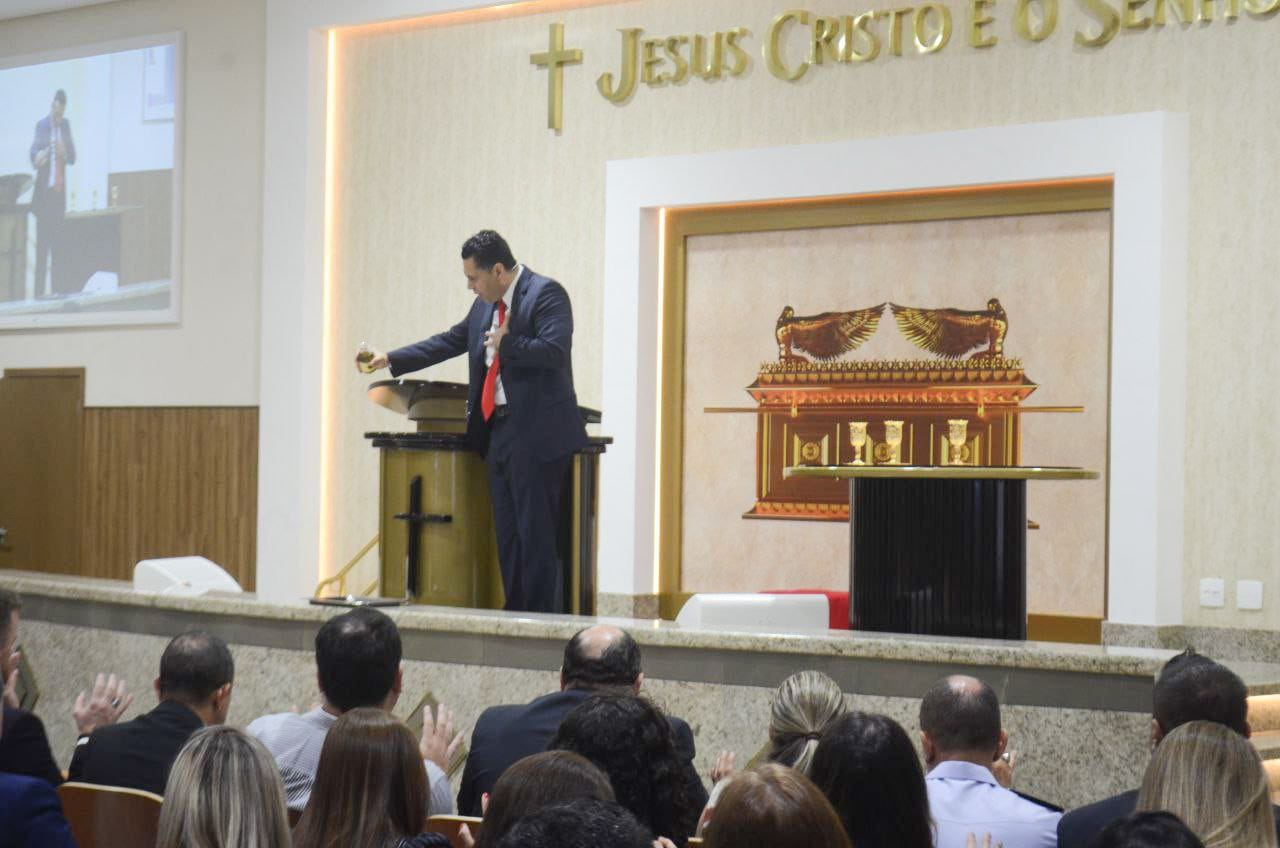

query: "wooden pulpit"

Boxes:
[365, 379, 608, 614]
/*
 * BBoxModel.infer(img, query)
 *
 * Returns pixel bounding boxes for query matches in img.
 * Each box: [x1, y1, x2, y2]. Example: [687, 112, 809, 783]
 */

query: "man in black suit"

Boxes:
[29, 89, 76, 295]
[67, 630, 234, 796]
[0, 588, 130, 786]
[456, 625, 707, 816]
[364, 230, 588, 613]
[1058, 649, 1280, 847]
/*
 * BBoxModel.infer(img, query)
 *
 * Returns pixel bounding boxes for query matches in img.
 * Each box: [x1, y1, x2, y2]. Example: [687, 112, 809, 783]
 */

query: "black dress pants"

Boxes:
[486, 412, 571, 613]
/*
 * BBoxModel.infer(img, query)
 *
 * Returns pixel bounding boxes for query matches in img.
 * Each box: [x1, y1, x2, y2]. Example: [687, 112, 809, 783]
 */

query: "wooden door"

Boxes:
[0, 368, 83, 574]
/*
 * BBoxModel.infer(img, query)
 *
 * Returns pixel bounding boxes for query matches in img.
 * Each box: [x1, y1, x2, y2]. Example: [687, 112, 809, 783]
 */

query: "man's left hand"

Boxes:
[420, 702, 465, 774]
[73, 673, 133, 736]
[484, 320, 509, 353]
[991, 750, 1016, 788]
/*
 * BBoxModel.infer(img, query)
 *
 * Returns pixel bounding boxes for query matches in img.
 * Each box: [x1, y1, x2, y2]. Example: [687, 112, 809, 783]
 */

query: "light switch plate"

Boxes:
[1237, 580, 1264, 611]
[1200, 578, 1225, 608]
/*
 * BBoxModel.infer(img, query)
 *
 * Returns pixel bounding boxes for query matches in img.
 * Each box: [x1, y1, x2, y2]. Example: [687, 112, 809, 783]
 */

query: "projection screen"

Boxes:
[0, 33, 182, 329]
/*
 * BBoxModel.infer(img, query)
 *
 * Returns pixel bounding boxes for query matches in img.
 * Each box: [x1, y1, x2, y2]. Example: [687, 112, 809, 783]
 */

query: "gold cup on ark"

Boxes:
[883, 420, 904, 465]
[846, 421, 868, 466]
[946, 418, 969, 465]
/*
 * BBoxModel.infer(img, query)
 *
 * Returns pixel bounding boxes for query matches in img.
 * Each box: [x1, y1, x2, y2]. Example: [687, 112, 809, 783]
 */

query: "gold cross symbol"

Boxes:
[530, 22, 582, 132]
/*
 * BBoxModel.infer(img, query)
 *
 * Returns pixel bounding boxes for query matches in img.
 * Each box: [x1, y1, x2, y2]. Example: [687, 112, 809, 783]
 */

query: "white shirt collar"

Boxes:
[500, 265, 523, 311]
[926, 759, 999, 785]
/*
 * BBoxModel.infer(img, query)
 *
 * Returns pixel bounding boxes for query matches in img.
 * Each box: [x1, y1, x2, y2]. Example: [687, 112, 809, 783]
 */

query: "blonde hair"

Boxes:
[156, 725, 291, 848]
[1136, 720, 1277, 848]
[766, 671, 847, 776]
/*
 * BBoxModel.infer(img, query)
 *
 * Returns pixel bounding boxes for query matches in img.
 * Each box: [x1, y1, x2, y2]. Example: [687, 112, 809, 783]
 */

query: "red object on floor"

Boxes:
[762, 589, 851, 630]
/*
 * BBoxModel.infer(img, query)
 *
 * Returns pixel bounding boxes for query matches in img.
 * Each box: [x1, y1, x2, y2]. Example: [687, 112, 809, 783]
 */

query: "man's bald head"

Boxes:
[560, 625, 641, 691]
[919, 675, 1001, 757]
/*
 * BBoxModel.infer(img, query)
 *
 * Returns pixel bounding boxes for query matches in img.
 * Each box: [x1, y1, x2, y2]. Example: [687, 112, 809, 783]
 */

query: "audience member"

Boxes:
[0, 705, 76, 848]
[810, 711, 934, 848]
[550, 691, 700, 845]
[1058, 649, 1280, 848]
[765, 670, 847, 775]
[702, 763, 851, 848]
[1136, 720, 1277, 848]
[156, 725, 290, 848]
[457, 624, 704, 816]
[1090, 811, 1206, 848]
[919, 675, 1060, 848]
[68, 630, 233, 796]
[248, 607, 460, 813]
[473, 750, 615, 848]
[0, 588, 131, 787]
[293, 708, 450, 848]
[493, 798, 654, 848]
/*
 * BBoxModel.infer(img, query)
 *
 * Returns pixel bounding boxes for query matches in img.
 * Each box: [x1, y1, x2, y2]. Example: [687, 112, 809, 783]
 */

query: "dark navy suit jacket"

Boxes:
[28, 116, 76, 203]
[389, 268, 587, 461]
[456, 687, 707, 818]
[1057, 788, 1280, 847]
[0, 772, 76, 848]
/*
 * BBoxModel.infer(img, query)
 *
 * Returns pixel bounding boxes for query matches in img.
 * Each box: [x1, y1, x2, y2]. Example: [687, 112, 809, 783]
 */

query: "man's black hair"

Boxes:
[315, 607, 401, 712]
[0, 589, 21, 645]
[53, 89, 66, 105]
[493, 798, 654, 848]
[918, 675, 1001, 754]
[158, 631, 234, 704]
[561, 628, 641, 690]
[461, 230, 516, 272]
[1091, 812, 1205, 848]
[1152, 648, 1248, 736]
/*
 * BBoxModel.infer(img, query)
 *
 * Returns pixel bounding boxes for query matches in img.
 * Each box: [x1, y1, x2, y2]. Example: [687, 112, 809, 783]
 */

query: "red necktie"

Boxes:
[481, 301, 507, 421]
[53, 126, 64, 192]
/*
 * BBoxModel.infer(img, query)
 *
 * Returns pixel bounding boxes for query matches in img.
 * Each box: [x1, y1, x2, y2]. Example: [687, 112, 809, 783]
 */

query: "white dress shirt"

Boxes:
[485, 265, 522, 409]
[925, 760, 1060, 848]
[247, 707, 454, 815]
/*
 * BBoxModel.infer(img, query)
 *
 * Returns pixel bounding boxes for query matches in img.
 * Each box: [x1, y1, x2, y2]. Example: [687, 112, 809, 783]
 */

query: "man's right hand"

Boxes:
[354, 348, 389, 374]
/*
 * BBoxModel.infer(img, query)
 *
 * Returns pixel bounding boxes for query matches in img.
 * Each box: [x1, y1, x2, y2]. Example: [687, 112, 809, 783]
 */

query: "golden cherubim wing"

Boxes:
[890, 303, 993, 358]
[787, 304, 886, 360]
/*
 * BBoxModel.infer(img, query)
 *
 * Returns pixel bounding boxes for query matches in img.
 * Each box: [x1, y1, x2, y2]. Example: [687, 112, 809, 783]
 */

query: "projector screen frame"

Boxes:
[0, 30, 184, 331]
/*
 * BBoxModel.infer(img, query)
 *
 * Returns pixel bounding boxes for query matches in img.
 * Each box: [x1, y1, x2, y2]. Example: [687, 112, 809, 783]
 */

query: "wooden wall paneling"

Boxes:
[79, 407, 257, 590]
[0, 368, 84, 575]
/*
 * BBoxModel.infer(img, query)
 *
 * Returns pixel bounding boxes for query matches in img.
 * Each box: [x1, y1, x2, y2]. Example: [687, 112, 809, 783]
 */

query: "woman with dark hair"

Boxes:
[702, 763, 850, 848]
[808, 711, 933, 848]
[549, 692, 698, 845]
[473, 750, 615, 848]
[293, 708, 449, 848]
[1090, 812, 1206, 848]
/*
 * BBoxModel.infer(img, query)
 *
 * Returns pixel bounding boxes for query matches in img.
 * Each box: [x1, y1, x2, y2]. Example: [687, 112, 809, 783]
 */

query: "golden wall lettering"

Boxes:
[841, 12, 883, 60]
[599, 25, 752, 99]
[1015, 0, 1060, 38]
[1074, 0, 1121, 45]
[914, 3, 954, 51]
[765, 9, 811, 80]
[969, 0, 1000, 45]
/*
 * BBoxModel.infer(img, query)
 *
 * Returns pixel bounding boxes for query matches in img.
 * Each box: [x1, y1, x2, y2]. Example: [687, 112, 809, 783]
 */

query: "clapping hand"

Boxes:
[709, 750, 736, 785]
[73, 673, 132, 736]
[419, 702, 465, 774]
[2, 648, 20, 709]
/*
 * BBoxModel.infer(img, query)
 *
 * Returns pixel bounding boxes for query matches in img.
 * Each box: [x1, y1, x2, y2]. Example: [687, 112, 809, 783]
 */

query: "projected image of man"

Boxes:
[29, 89, 76, 295]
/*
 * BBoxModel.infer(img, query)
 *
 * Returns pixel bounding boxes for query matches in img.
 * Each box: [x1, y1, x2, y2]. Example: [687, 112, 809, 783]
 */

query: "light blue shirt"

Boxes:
[925, 760, 1060, 848]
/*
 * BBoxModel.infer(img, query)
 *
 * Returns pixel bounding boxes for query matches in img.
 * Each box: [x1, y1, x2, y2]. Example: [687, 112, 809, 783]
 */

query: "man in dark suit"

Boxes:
[365, 230, 587, 613]
[0, 588, 131, 786]
[0, 710, 75, 848]
[28, 89, 76, 295]
[456, 625, 707, 817]
[1057, 649, 1280, 847]
[67, 630, 234, 797]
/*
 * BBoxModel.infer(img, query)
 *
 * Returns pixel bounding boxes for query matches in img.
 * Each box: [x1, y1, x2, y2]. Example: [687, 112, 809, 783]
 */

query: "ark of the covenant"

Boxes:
[746, 298, 1039, 521]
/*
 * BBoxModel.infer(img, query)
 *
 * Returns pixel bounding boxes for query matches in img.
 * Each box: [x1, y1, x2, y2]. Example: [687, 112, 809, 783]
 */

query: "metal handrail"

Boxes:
[314, 534, 379, 597]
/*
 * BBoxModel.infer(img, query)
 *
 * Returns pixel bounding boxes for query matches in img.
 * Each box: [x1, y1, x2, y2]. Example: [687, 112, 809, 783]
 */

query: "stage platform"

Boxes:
[4, 569, 1279, 808]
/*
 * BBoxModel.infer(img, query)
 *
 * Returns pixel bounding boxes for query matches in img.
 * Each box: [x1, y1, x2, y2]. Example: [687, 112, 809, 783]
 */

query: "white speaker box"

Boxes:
[674, 593, 829, 631]
[133, 556, 243, 596]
